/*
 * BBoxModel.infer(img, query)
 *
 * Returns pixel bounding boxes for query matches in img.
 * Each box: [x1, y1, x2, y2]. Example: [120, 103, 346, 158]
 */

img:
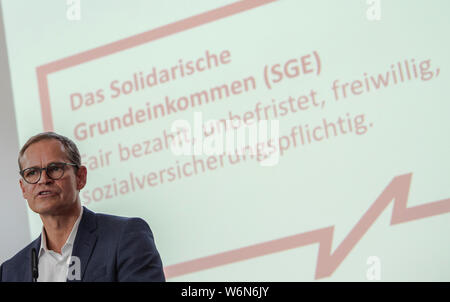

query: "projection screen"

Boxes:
[1, 0, 449, 281]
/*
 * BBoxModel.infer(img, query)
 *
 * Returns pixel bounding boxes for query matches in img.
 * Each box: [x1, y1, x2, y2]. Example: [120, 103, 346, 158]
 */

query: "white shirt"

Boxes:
[37, 207, 83, 282]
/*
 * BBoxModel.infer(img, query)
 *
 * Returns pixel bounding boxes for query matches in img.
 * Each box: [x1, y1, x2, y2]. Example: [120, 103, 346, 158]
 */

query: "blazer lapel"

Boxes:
[70, 206, 97, 281]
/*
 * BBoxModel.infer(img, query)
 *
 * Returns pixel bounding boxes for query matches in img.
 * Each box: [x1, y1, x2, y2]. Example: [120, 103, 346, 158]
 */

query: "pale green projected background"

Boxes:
[2, 0, 449, 281]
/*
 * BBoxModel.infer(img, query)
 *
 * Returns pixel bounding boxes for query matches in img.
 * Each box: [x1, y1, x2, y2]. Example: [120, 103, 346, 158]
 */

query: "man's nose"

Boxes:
[38, 169, 53, 184]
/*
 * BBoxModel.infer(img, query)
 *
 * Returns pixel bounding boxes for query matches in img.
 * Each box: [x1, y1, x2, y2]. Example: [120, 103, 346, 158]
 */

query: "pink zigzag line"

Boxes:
[163, 173, 450, 279]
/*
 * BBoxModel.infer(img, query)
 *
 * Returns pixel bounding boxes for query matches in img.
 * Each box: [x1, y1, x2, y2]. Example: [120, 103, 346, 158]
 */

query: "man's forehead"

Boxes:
[21, 139, 69, 165]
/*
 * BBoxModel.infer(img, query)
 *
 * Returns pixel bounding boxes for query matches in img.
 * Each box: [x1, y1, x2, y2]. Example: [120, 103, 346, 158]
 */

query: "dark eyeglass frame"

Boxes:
[19, 162, 79, 184]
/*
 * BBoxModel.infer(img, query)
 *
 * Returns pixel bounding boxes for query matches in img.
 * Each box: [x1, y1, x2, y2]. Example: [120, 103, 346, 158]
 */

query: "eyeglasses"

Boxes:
[20, 162, 78, 184]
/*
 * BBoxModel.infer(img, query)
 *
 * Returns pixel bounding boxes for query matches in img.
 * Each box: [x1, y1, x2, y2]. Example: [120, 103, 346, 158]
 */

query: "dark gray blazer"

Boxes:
[0, 206, 165, 282]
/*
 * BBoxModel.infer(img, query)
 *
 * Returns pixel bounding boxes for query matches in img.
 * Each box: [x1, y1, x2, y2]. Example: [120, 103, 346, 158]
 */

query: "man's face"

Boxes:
[19, 139, 87, 216]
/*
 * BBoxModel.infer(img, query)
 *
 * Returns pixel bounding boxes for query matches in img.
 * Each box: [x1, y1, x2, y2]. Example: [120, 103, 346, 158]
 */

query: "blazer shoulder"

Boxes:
[91, 209, 149, 228]
[94, 211, 139, 227]
[0, 237, 40, 281]
[87, 209, 151, 237]
[2, 237, 39, 266]
[82, 207, 154, 244]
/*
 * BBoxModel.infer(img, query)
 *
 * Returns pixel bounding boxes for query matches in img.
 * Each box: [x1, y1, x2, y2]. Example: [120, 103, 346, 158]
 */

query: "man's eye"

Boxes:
[49, 165, 62, 172]
[25, 169, 37, 177]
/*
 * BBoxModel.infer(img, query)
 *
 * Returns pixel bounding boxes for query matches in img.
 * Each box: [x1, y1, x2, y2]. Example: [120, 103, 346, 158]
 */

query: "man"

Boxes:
[0, 132, 165, 282]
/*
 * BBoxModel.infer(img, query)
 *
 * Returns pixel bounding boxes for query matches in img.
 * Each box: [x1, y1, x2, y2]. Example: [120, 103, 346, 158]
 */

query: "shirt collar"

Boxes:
[39, 207, 84, 256]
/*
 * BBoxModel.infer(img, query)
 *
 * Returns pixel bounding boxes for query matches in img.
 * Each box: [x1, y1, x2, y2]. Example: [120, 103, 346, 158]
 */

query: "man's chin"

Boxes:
[29, 199, 64, 215]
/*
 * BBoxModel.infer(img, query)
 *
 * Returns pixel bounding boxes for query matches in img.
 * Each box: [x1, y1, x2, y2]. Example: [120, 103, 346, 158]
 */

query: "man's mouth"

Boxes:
[37, 191, 57, 197]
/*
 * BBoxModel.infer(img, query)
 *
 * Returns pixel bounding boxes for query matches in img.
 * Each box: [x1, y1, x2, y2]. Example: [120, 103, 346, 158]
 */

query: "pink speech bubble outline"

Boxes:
[36, 0, 278, 131]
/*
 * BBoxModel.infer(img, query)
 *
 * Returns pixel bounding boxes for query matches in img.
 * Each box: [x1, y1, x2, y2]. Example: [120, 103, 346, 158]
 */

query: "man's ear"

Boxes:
[19, 178, 27, 198]
[76, 166, 87, 191]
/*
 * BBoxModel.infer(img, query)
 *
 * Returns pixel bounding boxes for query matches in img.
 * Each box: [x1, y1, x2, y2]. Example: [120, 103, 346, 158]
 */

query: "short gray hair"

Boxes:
[18, 132, 81, 171]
